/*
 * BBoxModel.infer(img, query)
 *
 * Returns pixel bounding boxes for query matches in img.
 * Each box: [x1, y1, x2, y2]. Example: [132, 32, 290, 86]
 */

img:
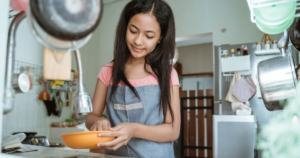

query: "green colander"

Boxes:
[256, 14, 295, 34]
[254, 1, 296, 26]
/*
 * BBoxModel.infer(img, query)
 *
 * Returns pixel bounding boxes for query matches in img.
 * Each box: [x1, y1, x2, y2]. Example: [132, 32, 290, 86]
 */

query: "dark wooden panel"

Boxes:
[197, 90, 205, 157]
[189, 90, 196, 157]
[206, 89, 213, 157]
[181, 90, 188, 156]
[182, 72, 213, 77]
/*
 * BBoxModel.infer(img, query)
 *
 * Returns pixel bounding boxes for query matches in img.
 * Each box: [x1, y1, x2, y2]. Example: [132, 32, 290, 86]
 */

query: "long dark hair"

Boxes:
[110, 0, 176, 123]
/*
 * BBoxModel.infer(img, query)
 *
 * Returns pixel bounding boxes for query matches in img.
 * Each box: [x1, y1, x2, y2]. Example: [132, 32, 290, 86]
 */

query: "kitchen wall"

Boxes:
[0, 0, 10, 145]
[178, 43, 213, 74]
[80, 0, 276, 97]
[2, 15, 74, 138]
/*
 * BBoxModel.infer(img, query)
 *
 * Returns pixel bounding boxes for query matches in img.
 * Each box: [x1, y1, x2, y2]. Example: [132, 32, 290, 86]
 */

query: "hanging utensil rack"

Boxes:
[247, 0, 300, 23]
[14, 60, 43, 85]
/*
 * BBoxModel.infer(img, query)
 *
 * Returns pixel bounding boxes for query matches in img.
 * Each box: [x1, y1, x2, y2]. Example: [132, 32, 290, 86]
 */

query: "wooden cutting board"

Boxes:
[43, 47, 71, 80]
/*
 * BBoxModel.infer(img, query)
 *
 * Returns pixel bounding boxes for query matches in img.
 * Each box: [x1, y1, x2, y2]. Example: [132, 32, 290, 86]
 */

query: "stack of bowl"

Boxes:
[254, 1, 296, 34]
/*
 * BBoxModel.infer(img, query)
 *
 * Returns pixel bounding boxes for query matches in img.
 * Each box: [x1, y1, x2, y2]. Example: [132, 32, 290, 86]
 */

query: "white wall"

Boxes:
[178, 43, 213, 74]
[0, 0, 10, 149]
[80, 0, 276, 97]
[2, 11, 74, 138]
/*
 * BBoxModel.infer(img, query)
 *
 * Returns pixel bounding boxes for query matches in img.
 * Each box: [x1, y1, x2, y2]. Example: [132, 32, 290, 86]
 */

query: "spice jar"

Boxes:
[272, 40, 277, 49]
[223, 50, 228, 58]
[265, 41, 270, 50]
[256, 42, 261, 51]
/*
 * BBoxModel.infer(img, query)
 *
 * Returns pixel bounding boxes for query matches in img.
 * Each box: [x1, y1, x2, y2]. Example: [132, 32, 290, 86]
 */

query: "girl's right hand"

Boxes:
[90, 117, 111, 131]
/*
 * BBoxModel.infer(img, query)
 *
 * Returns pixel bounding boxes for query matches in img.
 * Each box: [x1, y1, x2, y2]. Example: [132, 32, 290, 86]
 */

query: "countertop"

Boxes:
[9, 145, 130, 158]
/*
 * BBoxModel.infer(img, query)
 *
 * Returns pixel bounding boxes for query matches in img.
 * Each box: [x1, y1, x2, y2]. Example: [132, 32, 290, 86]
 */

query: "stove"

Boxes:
[13, 132, 50, 147]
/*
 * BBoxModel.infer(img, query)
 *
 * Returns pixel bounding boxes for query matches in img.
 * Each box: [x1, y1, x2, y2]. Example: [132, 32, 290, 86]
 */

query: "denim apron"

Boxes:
[104, 84, 175, 158]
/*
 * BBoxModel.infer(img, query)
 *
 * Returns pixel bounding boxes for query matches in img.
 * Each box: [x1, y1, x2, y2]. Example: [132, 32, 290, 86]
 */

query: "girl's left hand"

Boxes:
[97, 123, 136, 151]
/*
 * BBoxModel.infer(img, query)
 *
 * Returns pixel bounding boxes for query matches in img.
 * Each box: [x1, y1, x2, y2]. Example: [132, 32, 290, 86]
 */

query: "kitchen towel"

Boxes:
[230, 75, 256, 102]
[225, 71, 241, 102]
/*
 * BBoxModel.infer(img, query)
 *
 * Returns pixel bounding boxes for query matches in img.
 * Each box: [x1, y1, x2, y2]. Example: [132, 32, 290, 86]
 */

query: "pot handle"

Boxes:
[278, 29, 289, 56]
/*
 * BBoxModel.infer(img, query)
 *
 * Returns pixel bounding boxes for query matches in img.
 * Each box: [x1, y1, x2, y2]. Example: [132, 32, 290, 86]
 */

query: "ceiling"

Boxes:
[176, 33, 213, 47]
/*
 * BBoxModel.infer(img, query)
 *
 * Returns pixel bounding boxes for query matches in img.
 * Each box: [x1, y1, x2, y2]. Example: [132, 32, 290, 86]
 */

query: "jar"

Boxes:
[223, 50, 228, 58]
[272, 40, 278, 49]
[51, 122, 59, 127]
[256, 42, 261, 51]
[265, 41, 270, 50]
[61, 122, 67, 128]
[231, 49, 235, 57]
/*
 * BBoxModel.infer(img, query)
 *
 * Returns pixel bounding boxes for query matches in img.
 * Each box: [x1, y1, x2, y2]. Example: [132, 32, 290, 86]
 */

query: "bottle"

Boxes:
[236, 48, 241, 56]
[223, 50, 228, 58]
[231, 49, 235, 57]
[272, 40, 277, 49]
[265, 41, 270, 50]
[256, 42, 261, 51]
[242, 46, 248, 56]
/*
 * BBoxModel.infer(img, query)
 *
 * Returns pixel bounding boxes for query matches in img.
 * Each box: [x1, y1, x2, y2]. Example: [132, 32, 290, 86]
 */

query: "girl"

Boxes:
[85, 0, 180, 157]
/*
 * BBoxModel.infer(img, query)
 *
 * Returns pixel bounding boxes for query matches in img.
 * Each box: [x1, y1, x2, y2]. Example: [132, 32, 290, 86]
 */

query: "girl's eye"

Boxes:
[146, 36, 154, 39]
[130, 30, 136, 34]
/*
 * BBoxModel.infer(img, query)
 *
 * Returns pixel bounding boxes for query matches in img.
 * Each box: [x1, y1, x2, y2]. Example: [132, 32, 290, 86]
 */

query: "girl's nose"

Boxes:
[133, 35, 143, 46]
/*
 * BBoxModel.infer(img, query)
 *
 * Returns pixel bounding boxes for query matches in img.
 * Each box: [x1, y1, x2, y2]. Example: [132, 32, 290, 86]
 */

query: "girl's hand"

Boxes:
[90, 117, 111, 131]
[97, 123, 136, 151]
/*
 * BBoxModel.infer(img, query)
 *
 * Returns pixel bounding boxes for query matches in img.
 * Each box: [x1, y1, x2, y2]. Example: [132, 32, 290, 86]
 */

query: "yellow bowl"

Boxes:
[60, 131, 116, 149]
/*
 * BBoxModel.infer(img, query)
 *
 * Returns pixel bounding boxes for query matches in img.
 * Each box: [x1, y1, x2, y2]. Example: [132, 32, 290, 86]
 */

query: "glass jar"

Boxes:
[272, 40, 278, 49]
[265, 41, 270, 50]
[256, 42, 261, 51]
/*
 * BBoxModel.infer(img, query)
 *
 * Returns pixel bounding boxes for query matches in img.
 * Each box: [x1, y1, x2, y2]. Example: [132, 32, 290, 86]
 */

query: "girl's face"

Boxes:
[126, 13, 162, 60]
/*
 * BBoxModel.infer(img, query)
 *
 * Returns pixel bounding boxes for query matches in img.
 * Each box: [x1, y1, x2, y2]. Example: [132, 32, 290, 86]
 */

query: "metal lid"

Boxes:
[18, 73, 30, 93]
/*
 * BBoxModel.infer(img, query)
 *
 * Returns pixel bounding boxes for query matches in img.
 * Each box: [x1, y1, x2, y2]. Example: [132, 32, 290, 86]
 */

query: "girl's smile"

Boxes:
[131, 44, 145, 53]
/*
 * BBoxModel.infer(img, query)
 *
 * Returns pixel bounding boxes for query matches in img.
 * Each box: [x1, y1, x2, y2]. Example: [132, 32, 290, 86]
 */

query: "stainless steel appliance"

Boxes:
[213, 115, 256, 158]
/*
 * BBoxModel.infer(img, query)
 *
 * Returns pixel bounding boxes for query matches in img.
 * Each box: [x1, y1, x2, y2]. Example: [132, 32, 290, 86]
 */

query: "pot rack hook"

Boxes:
[277, 29, 289, 56]
[261, 34, 274, 44]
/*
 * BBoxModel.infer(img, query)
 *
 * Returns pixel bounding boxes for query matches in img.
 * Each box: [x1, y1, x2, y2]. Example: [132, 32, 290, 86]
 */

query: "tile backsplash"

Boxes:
[2, 86, 74, 138]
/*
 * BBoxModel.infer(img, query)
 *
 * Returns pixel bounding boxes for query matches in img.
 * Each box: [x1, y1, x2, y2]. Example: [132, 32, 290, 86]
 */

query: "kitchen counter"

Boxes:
[9, 145, 130, 158]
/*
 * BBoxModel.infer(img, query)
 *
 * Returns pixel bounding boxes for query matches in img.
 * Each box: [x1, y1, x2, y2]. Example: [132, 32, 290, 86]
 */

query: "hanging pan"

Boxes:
[27, 0, 103, 52]
[257, 29, 297, 111]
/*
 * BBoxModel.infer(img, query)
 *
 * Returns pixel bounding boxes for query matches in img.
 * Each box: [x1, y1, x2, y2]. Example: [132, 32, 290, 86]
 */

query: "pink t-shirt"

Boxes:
[98, 63, 179, 87]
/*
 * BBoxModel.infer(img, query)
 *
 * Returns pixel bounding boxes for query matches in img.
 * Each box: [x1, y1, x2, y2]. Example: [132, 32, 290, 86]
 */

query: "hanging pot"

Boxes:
[27, 0, 103, 52]
[257, 29, 297, 111]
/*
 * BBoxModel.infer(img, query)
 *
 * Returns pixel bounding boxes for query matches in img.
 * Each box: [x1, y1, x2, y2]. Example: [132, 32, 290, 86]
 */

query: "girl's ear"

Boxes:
[158, 36, 163, 43]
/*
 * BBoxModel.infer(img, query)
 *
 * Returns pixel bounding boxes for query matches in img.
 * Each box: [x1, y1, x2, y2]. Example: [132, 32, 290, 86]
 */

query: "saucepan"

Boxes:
[257, 29, 297, 111]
